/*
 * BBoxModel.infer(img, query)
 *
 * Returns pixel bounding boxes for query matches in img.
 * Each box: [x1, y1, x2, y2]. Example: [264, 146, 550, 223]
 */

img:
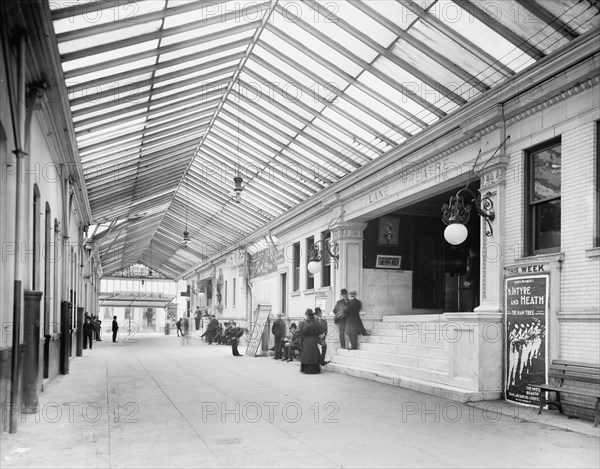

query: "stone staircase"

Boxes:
[326, 314, 496, 402]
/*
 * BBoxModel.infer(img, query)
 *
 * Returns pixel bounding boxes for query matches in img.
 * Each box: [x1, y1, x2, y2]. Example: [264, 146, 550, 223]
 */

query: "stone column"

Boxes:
[331, 222, 368, 294]
[22, 290, 42, 413]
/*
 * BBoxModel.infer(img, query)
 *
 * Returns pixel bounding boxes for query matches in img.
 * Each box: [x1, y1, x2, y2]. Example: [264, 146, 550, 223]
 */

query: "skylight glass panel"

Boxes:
[409, 21, 505, 87]
[159, 31, 253, 62]
[431, 1, 535, 74]
[484, 0, 567, 54]
[233, 101, 297, 139]
[360, 0, 417, 31]
[268, 14, 361, 77]
[69, 77, 152, 110]
[391, 40, 474, 102]
[541, 0, 600, 33]
[61, 40, 160, 72]
[67, 57, 159, 86]
[334, 98, 395, 139]
[151, 76, 230, 102]
[323, 0, 397, 47]
[146, 104, 215, 126]
[160, 13, 260, 46]
[343, 85, 417, 134]
[52, 1, 166, 34]
[281, 1, 379, 64]
[292, 133, 342, 169]
[320, 107, 375, 146]
[163, 2, 234, 29]
[77, 119, 148, 146]
[57, 20, 163, 55]
[244, 95, 306, 131]
[213, 118, 281, 154]
[154, 47, 245, 77]
[301, 125, 351, 160]
[252, 45, 342, 98]
[368, 59, 452, 118]
[242, 61, 325, 113]
[155, 60, 240, 87]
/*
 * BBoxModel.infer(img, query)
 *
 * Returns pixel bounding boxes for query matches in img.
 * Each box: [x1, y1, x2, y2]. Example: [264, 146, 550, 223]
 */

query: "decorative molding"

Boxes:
[478, 164, 509, 189]
[557, 311, 600, 322]
[504, 74, 599, 128]
[331, 223, 368, 240]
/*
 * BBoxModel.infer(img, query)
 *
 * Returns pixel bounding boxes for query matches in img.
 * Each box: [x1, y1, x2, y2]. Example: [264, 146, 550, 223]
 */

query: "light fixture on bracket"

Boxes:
[307, 239, 339, 275]
[233, 175, 243, 203]
[441, 136, 509, 245]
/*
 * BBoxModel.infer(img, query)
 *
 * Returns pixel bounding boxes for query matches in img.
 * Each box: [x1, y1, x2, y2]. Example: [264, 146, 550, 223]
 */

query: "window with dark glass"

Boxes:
[306, 236, 314, 290]
[528, 140, 561, 255]
[292, 242, 300, 292]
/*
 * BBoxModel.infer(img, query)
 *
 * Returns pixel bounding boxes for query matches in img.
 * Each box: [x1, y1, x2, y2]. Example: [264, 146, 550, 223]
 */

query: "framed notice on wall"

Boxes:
[375, 255, 402, 269]
[504, 275, 548, 406]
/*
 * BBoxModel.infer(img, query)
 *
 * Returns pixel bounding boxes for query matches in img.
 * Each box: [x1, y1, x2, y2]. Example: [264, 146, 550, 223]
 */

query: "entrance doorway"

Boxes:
[402, 186, 481, 312]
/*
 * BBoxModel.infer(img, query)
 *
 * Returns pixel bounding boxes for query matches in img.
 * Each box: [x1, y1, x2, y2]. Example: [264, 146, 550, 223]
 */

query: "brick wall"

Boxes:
[560, 123, 600, 311]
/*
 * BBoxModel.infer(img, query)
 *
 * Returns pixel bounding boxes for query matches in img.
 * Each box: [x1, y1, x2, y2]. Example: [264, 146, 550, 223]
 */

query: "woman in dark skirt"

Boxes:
[299, 309, 321, 374]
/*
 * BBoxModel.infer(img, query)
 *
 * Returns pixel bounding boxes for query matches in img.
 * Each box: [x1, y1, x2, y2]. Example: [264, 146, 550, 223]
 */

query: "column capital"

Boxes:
[477, 157, 510, 190]
[331, 222, 368, 241]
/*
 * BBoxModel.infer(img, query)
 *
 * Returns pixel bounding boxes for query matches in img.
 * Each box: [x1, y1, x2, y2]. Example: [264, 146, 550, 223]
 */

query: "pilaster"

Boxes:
[331, 222, 368, 294]
[475, 152, 509, 314]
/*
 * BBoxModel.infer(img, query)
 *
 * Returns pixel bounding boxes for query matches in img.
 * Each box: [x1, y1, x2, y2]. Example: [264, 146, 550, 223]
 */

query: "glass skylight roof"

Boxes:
[47, 0, 600, 278]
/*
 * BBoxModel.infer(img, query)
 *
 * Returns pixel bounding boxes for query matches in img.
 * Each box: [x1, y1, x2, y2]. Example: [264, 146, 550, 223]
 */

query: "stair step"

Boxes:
[358, 341, 447, 359]
[330, 354, 447, 381]
[325, 362, 498, 403]
[382, 314, 444, 322]
[362, 334, 446, 349]
[336, 348, 446, 371]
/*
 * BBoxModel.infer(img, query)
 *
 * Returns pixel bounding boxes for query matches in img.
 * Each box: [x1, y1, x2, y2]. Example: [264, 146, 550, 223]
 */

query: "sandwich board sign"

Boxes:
[245, 304, 272, 357]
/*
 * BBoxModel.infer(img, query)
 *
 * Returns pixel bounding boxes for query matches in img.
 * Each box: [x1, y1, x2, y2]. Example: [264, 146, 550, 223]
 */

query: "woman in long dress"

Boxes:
[299, 309, 321, 374]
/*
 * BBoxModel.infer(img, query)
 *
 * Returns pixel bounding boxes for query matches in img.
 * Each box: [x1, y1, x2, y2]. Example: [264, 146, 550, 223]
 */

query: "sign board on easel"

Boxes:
[245, 304, 272, 357]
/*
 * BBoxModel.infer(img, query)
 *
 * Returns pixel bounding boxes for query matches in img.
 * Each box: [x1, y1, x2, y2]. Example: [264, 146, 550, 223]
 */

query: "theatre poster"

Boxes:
[504, 275, 549, 406]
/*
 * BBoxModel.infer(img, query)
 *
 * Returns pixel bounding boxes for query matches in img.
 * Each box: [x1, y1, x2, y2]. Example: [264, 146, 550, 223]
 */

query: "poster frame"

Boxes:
[504, 274, 549, 407]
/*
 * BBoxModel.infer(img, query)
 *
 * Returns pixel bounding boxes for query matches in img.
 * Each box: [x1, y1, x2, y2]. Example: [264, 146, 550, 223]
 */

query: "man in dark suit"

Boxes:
[112, 316, 119, 343]
[333, 288, 349, 349]
[344, 290, 369, 350]
[226, 323, 247, 356]
[83, 316, 94, 350]
[271, 313, 286, 360]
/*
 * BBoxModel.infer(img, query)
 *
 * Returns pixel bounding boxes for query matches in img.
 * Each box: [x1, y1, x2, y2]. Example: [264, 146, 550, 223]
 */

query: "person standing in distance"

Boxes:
[112, 316, 119, 343]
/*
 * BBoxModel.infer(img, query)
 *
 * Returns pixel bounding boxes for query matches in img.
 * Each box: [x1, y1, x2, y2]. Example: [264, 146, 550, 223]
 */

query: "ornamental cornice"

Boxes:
[504, 74, 599, 128]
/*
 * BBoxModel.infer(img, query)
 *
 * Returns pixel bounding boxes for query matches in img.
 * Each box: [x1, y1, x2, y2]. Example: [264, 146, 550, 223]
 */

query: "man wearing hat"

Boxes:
[344, 289, 369, 350]
[314, 307, 329, 365]
[333, 289, 349, 349]
[271, 313, 286, 360]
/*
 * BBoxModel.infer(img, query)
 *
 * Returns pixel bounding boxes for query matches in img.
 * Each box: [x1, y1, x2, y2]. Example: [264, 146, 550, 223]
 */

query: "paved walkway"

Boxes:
[1, 333, 598, 468]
